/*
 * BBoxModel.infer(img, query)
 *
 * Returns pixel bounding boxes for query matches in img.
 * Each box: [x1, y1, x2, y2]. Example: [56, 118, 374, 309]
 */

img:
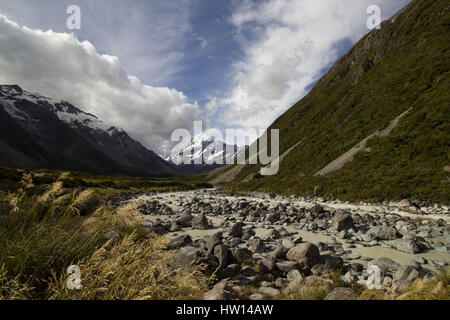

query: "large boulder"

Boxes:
[175, 246, 204, 266]
[393, 264, 422, 291]
[191, 213, 210, 230]
[369, 257, 400, 274]
[167, 234, 192, 250]
[270, 246, 289, 260]
[229, 248, 253, 264]
[333, 210, 355, 231]
[367, 225, 400, 240]
[229, 222, 243, 237]
[392, 239, 422, 254]
[174, 213, 193, 227]
[206, 232, 223, 254]
[286, 243, 320, 268]
[213, 244, 229, 267]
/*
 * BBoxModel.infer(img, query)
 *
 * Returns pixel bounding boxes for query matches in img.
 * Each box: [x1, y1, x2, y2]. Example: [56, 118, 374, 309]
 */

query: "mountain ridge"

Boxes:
[0, 84, 177, 176]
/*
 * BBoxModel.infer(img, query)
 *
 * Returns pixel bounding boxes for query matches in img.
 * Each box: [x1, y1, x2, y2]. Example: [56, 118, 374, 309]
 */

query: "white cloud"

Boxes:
[0, 15, 199, 152]
[217, 0, 411, 131]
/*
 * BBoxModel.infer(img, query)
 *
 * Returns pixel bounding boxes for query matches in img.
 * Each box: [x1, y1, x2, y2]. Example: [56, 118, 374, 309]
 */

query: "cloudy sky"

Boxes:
[0, 0, 410, 152]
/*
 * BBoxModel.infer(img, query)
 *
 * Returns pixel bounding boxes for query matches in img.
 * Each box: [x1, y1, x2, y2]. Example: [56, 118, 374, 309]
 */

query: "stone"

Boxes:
[286, 243, 321, 268]
[149, 220, 171, 235]
[333, 210, 355, 231]
[167, 234, 192, 250]
[276, 261, 300, 273]
[204, 281, 237, 300]
[249, 293, 264, 300]
[310, 204, 323, 214]
[320, 255, 344, 269]
[259, 287, 280, 297]
[174, 213, 193, 227]
[435, 246, 450, 254]
[206, 232, 223, 254]
[369, 257, 400, 273]
[229, 222, 243, 237]
[261, 258, 276, 271]
[229, 248, 253, 264]
[175, 246, 204, 266]
[324, 287, 357, 300]
[282, 239, 295, 249]
[367, 226, 400, 240]
[392, 239, 422, 254]
[383, 276, 393, 287]
[214, 245, 229, 267]
[266, 212, 281, 223]
[270, 246, 289, 260]
[191, 213, 210, 230]
[248, 238, 266, 253]
[393, 265, 422, 291]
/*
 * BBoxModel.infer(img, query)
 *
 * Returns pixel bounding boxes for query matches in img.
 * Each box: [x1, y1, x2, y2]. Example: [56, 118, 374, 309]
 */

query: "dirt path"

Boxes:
[315, 108, 411, 176]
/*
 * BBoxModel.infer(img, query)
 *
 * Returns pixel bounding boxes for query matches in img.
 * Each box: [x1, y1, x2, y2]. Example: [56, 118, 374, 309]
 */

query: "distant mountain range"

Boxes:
[0, 84, 176, 176]
[163, 132, 245, 174]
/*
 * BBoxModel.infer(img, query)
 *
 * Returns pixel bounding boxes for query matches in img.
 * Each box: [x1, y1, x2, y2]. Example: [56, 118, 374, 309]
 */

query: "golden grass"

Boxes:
[48, 234, 208, 300]
[0, 173, 207, 300]
[396, 267, 450, 300]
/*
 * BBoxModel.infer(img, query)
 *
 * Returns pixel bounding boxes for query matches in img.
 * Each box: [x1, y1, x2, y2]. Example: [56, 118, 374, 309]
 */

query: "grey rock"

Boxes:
[286, 243, 320, 268]
[266, 212, 281, 223]
[249, 293, 264, 300]
[214, 244, 229, 267]
[206, 232, 223, 254]
[369, 257, 400, 273]
[393, 264, 422, 291]
[191, 213, 210, 230]
[333, 211, 355, 231]
[392, 239, 422, 254]
[230, 248, 253, 264]
[276, 261, 300, 273]
[324, 287, 357, 300]
[175, 246, 204, 266]
[248, 237, 266, 253]
[259, 287, 280, 297]
[367, 226, 400, 240]
[168, 234, 192, 250]
[229, 222, 244, 237]
[282, 239, 295, 249]
[204, 281, 237, 300]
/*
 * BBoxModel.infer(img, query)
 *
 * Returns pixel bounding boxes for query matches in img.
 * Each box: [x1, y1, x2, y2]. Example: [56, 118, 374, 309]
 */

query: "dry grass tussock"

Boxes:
[48, 233, 208, 300]
[0, 173, 207, 300]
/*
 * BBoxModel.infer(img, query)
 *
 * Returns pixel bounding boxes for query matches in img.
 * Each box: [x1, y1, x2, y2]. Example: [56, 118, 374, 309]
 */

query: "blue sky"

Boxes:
[0, 0, 411, 151]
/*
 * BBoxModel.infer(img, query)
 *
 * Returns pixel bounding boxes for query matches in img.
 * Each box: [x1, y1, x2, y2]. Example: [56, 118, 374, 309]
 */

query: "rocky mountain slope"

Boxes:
[0, 85, 177, 176]
[164, 132, 245, 174]
[217, 0, 449, 203]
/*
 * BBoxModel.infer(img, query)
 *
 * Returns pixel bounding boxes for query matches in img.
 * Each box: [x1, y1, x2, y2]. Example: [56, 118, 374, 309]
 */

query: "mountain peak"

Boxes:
[0, 85, 177, 176]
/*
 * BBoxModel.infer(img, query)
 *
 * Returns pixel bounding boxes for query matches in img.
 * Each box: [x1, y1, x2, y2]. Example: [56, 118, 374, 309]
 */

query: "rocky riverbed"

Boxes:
[117, 188, 449, 299]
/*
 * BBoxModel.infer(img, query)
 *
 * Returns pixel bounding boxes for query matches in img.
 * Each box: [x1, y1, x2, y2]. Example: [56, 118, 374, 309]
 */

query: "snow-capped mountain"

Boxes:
[164, 132, 245, 174]
[0, 84, 176, 176]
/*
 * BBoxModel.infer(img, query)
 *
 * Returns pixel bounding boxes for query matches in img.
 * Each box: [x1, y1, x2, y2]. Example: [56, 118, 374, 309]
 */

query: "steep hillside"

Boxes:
[222, 0, 449, 203]
[0, 85, 177, 176]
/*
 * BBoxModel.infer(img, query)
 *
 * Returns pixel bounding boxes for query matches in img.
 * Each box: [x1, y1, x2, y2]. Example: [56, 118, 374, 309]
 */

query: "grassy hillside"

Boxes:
[225, 0, 449, 204]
